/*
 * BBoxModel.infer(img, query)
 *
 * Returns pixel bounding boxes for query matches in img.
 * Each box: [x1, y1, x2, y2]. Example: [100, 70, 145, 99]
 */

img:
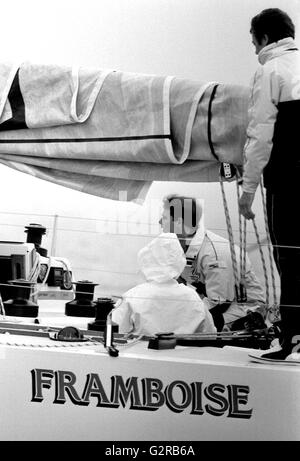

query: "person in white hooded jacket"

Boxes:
[112, 233, 216, 336]
[238, 8, 300, 360]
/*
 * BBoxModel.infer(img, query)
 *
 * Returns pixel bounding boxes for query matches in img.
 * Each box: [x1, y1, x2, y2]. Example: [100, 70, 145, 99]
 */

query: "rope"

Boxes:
[251, 218, 270, 307]
[219, 171, 240, 301]
[236, 180, 247, 302]
[219, 166, 279, 322]
[258, 179, 280, 323]
[116, 334, 143, 348]
[259, 179, 278, 306]
[243, 219, 247, 283]
[224, 168, 280, 323]
[0, 332, 143, 350]
[251, 218, 280, 323]
[0, 337, 102, 349]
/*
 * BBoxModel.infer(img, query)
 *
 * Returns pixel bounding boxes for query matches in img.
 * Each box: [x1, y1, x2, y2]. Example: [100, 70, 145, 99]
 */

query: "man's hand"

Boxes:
[239, 191, 255, 220]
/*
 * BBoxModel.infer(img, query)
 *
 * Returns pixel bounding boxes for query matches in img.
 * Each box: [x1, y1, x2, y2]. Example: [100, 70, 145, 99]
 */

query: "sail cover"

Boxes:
[0, 62, 249, 201]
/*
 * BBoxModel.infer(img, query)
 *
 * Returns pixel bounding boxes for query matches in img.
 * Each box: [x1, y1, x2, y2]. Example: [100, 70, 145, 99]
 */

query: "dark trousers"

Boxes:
[266, 189, 300, 337]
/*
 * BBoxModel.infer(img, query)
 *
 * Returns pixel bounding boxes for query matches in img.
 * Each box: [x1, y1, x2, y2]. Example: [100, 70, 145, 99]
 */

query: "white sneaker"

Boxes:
[248, 348, 300, 365]
[285, 352, 300, 364]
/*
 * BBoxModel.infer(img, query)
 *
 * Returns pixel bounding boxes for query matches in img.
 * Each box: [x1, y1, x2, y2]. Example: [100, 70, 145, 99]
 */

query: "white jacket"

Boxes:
[242, 38, 300, 194]
[112, 233, 216, 335]
[182, 228, 265, 313]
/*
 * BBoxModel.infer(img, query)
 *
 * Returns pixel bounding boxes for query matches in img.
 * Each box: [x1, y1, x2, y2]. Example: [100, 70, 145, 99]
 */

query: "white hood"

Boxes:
[138, 233, 186, 283]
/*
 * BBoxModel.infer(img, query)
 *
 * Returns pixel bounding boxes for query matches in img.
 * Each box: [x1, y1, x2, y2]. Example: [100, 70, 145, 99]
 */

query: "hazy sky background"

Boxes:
[0, 0, 298, 293]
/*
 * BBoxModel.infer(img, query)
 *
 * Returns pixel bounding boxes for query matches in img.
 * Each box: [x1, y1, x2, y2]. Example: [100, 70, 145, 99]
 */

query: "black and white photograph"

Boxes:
[0, 0, 299, 444]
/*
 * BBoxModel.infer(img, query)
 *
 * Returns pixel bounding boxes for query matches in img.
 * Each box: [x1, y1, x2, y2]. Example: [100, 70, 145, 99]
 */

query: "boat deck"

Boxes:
[0, 299, 299, 441]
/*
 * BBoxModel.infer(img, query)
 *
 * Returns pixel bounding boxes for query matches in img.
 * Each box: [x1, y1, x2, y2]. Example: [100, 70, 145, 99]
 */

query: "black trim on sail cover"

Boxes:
[207, 83, 219, 161]
[0, 134, 172, 143]
[0, 69, 27, 131]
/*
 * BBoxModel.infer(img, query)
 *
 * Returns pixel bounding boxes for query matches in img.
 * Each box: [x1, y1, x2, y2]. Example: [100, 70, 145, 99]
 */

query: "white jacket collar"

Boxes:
[258, 37, 297, 65]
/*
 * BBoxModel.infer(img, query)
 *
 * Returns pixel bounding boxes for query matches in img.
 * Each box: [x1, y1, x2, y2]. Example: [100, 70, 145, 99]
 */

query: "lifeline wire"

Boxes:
[0, 218, 267, 237]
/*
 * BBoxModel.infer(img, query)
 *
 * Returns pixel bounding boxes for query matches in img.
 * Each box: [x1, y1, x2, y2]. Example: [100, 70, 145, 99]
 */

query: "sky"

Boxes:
[0, 0, 299, 293]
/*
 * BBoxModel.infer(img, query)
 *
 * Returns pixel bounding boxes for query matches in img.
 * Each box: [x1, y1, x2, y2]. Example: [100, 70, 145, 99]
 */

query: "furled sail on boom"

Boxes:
[0, 62, 249, 201]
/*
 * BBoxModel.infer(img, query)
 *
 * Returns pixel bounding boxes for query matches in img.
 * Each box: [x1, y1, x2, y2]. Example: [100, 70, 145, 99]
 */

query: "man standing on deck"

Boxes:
[239, 8, 300, 360]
